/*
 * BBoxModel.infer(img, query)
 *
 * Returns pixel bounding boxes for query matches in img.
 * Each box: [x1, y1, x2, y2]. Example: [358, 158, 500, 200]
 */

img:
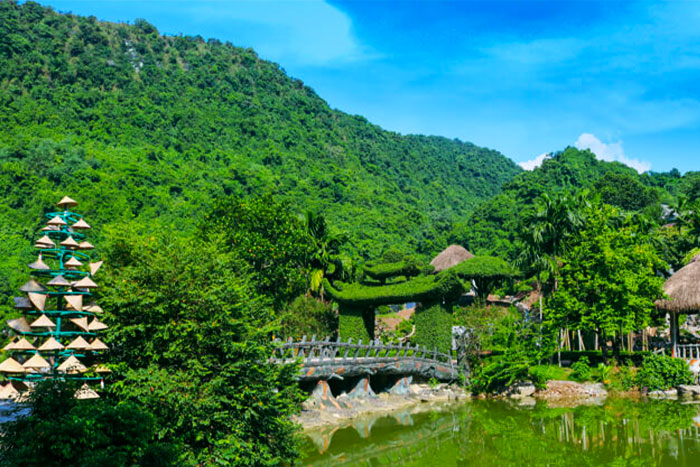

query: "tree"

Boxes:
[549, 203, 666, 360]
[593, 172, 659, 211]
[451, 255, 515, 301]
[100, 230, 304, 465]
[201, 195, 315, 308]
[516, 191, 587, 294]
[0, 380, 177, 467]
[304, 210, 347, 298]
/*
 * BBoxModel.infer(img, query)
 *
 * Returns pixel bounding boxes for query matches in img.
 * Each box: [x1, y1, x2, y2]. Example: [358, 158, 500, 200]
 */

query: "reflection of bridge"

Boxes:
[302, 408, 464, 465]
[271, 336, 458, 382]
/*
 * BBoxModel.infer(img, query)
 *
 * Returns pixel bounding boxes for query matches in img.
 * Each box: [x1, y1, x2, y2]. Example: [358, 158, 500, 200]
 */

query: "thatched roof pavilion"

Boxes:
[430, 245, 474, 272]
[657, 253, 700, 356]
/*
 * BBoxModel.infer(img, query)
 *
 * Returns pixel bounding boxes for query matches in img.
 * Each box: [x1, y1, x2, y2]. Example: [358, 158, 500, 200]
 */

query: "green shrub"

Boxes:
[469, 353, 530, 393]
[338, 304, 373, 341]
[636, 354, 694, 391]
[528, 364, 570, 388]
[570, 356, 592, 382]
[412, 303, 452, 353]
[279, 295, 337, 339]
[0, 380, 180, 467]
[323, 270, 464, 307]
[363, 258, 422, 282]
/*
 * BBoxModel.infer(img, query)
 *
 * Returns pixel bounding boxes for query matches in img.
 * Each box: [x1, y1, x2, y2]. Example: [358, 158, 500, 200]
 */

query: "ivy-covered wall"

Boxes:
[413, 302, 453, 354]
[338, 304, 374, 341]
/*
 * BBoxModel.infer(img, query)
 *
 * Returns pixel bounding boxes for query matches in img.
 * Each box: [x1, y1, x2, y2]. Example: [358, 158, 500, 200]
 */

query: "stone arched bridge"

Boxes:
[271, 337, 459, 382]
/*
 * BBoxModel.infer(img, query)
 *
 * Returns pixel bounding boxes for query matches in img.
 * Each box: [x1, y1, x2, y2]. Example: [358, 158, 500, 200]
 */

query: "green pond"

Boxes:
[301, 398, 700, 466]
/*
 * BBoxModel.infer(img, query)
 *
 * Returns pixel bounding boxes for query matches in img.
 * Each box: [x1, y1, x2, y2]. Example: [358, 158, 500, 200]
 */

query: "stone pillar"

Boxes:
[388, 375, 413, 396]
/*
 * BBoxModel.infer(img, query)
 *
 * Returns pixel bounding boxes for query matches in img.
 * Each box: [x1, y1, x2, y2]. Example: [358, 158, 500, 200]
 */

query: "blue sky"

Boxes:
[36, 1, 700, 173]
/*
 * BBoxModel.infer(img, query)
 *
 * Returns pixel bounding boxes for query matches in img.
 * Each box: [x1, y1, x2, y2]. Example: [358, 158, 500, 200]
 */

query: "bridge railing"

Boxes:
[677, 344, 700, 360]
[271, 335, 454, 368]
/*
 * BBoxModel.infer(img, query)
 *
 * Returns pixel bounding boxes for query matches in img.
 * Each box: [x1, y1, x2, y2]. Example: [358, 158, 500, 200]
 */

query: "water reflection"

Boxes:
[301, 399, 700, 466]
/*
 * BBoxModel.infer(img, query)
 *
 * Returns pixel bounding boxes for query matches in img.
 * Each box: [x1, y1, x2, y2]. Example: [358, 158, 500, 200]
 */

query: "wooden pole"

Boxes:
[672, 312, 678, 357]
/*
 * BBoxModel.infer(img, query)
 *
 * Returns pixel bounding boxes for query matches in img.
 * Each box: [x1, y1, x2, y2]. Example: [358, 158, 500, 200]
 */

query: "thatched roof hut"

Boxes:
[657, 253, 700, 356]
[430, 245, 474, 272]
[657, 254, 700, 314]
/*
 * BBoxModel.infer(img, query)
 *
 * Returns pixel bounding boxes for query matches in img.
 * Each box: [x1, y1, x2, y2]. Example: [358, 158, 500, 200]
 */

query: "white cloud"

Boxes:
[574, 133, 651, 173]
[189, 1, 371, 66]
[519, 153, 550, 171]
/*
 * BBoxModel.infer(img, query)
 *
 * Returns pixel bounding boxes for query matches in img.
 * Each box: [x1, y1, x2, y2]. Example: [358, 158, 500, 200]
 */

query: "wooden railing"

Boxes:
[271, 335, 457, 380]
[676, 344, 700, 360]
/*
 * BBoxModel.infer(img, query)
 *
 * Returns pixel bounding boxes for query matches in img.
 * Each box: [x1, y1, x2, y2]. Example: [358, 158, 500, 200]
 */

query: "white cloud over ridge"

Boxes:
[574, 133, 651, 173]
[189, 0, 370, 66]
[519, 153, 550, 170]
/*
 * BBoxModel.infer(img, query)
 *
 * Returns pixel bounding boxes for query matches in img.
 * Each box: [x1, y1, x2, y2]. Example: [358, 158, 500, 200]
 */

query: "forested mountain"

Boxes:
[451, 147, 698, 260]
[0, 0, 520, 271]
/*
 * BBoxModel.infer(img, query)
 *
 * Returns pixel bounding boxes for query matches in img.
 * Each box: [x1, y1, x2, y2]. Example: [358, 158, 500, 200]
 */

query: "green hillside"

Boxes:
[0, 0, 521, 270]
[450, 147, 693, 259]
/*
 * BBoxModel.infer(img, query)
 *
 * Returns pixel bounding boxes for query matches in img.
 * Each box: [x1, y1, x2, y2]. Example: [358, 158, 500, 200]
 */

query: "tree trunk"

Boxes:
[601, 330, 608, 363]
[578, 330, 585, 351]
[612, 332, 621, 361]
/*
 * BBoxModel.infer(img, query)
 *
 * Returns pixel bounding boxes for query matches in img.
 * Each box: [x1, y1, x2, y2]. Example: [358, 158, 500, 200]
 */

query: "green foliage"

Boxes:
[279, 295, 337, 339]
[0, 1, 522, 279]
[570, 356, 593, 382]
[324, 270, 464, 307]
[0, 380, 177, 467]
[451, 255, 516, 299]
[594, 172, 659, 211]
[635, 354, 694, 391]
[528, 365, 571, 388]
[468, 310, 555, 394]
[412, 303, 453, 354]
[100, 231, 304, 465]
[363, 257, 422, 282]
[470, 353, 531, 393]
[549, 202, 666, 355]
[337, 304, 373, 341]
[202, 195, 314, 307]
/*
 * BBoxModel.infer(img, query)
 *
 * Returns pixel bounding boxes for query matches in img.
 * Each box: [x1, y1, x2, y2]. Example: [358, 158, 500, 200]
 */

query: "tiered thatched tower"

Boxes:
[0, 196, 109, 399]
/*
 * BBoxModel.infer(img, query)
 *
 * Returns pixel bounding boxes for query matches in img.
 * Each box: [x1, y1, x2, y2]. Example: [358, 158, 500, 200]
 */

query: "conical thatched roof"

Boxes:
[657, 254, 700, 313]
[30, 315, 56, 328]
[89, 338, 109, 351]
[0, 383, 20, 400]
[75, 383, 99, 400]
[60, 236, 80, 249]
[47, 215, 66, 226]
[73, 276, 97, 288]
[0, 358, 26, 373]
[69, 317, 89, 331]
[7, 317, 31, 333]
[4, 337, 36, 351]
[28, 254, 50, 270]
[89, 261, 103, 275]
[38, 337, 64, 351]
[47, 275, 71, 287]
[72, 218, 91, 229]
[66, 336, 91, 350]
[64, 256, 83, 268]
[88, 318, 108, 331]
[57, 355, 86, 373]
[78, 241, 94, 250]
[20, 279, 47, 293]
[429, 245, 475, 272]
[23, 353, 50, 369]
[64, 294, 83, 311]
[57, 196, 78, 208]
[28, 292, 47, 311]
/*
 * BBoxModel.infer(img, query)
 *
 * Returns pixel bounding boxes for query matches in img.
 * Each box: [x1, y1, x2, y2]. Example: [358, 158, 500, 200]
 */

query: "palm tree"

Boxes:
[516, 191, 587, 294]
[304, 211, 346, 299]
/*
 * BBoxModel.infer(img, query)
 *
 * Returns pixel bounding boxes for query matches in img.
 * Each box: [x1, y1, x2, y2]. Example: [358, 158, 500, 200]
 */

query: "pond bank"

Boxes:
[296, 382, 468, 430]
[298, 379, 700, 430]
